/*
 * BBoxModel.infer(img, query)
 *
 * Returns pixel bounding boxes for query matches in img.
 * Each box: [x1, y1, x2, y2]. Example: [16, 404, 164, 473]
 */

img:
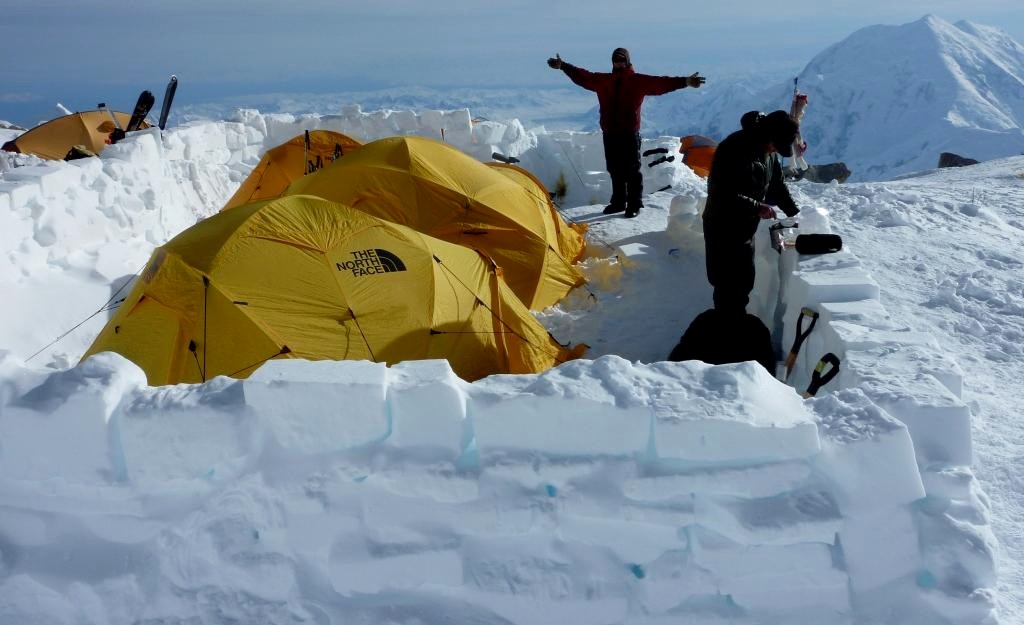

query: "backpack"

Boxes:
[667, 308, 775, 373]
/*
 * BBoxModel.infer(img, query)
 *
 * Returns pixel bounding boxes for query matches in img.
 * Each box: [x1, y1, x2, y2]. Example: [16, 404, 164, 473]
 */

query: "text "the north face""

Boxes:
[336, 249, 407, 276]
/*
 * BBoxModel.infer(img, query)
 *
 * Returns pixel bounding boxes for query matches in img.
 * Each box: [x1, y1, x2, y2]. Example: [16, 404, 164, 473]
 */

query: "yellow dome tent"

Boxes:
[485, 161, 586, 264]
[222, 130, 363, 210]
[284, 136, 587, 310]
[81, 195, 584, 385]
[2, 110, 143, 160]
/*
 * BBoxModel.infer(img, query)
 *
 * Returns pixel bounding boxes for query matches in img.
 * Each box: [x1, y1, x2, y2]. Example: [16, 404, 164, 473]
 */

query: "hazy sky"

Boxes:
[2, 0, 1022, 126]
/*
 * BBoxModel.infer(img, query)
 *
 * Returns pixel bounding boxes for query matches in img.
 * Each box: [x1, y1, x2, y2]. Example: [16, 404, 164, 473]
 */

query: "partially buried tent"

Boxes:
[284, 136, 587, 310]
[222, 130, 363, 210]
[1, 110, 144, 160]
[680, 135, 718, 178]
[81, 195, 584, 385]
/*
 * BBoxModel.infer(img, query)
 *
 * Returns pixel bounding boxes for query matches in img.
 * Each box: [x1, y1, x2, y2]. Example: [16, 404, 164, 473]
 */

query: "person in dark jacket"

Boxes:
[702, 110, 800, 312]
[547, 48, 705, 218]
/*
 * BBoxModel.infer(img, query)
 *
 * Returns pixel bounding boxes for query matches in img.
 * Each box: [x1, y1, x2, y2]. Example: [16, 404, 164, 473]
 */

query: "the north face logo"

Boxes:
[336, 249, 407, 276]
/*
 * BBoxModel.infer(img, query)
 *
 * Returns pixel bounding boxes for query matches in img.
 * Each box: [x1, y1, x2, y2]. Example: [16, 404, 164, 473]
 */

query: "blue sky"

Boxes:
[2, 0, 1022, 126]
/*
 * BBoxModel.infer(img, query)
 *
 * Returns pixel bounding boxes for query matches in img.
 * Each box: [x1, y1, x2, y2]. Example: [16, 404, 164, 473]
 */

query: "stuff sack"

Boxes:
[795, 233, 842, 255]
[667, 308, 775, 373]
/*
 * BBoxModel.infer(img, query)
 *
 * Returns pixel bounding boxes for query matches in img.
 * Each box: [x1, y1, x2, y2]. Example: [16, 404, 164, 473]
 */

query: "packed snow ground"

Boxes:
[0, 105, 1018, 624]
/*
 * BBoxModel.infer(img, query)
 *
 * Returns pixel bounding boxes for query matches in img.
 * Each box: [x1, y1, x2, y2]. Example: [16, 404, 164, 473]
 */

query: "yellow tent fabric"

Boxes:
[485, 162, 588, 264]
[222, 130, 363, 210]
[284, 136, 586, 310]
[81, 195, 583, 385]
[3, 110, 142, 160]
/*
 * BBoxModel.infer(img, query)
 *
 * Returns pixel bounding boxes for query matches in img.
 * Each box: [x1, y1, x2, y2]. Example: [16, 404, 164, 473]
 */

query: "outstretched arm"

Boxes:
[547, 54, 600, 92]
[637, 72, 706, 96]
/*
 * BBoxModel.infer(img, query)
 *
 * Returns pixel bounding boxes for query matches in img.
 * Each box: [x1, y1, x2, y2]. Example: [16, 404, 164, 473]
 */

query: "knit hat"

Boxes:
[611, 48, 630, 64]
[762, 110, 799, 157]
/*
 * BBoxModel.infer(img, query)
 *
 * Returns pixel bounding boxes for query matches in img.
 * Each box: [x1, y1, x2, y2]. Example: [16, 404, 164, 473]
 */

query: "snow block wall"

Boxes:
[0, 350, 973, 625]
[747, 204, 997, 623]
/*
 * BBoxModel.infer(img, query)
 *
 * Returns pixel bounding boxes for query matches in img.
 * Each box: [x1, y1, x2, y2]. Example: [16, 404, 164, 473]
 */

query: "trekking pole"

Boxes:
[304, 129, 310, 175]
[802, 352, 840, 398]
[783, 307, 818, 381]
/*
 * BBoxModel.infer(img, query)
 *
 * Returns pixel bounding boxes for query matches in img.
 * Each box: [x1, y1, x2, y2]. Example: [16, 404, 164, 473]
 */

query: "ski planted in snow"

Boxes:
[125, 90, 155, 132]
[158, 75, 178, 130]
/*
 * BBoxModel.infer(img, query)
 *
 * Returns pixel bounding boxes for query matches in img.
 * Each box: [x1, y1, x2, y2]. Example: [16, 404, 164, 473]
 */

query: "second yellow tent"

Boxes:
[285, 136, 586, 310]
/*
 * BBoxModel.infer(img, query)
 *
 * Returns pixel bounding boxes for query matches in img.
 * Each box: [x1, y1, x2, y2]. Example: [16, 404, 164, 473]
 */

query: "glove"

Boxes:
[686, 72, 706, 88]
[547, 54, 563, 70]
[758, 202, 777, 220]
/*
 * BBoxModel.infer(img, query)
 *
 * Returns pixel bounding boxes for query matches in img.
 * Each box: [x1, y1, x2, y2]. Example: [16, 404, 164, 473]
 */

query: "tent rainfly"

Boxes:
[82, 195, 585, 385]
[284, 136, 587, 310]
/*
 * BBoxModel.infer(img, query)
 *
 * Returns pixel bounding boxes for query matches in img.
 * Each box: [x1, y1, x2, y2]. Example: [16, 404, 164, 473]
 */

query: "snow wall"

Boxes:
[0, 106, 997, 624]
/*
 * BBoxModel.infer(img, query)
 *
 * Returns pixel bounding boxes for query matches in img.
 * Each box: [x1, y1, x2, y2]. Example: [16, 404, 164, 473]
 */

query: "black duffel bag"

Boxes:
[795, 233, 842, 255]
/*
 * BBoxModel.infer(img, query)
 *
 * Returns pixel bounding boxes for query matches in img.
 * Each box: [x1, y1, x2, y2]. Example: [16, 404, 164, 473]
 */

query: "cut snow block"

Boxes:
[557, 513, 688, 563]
[459, 590, 629, 625]
[695, 541, 850, 614]
[780, 264, 879, 327]
[915, 504, 998, 592]
[386, 359, 467, 456]
[0, 179, 42, 209]
[780, 299, 898, 363]
[244, 359, 388, 453]
[694, 489, 842, 546]
[810, 389, 925, 513]
[116, 376, 254, 486]
[328, 532, 463, 596]
[837, 338, 963, 399]
[623, 460, 812, 500]
[843, 351, 971, 467]
[2, 162, 82, 198]
[786, 321, 945, 398]
[473, 121, 507, 145]
[0, 353, 145, 484]
[469, 357, 651, 457]
[651, 361, 820, 463]
[839, 505, 921, 593]
[232, 108, 269, 137]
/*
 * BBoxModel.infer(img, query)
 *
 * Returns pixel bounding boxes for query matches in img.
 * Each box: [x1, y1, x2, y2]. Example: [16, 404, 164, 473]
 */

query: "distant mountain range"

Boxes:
[179, 16, 1024, 182]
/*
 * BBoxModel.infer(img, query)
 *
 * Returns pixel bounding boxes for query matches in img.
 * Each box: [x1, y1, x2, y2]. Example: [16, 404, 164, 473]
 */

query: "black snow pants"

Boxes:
[703, 230, 756, 313]
[602, 132, 643, 209]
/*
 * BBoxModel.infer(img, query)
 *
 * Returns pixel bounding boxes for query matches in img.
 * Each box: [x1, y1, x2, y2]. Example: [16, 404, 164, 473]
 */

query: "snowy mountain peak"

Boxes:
[793, 15, 1024, 179]
[642, 15, 1024, 181]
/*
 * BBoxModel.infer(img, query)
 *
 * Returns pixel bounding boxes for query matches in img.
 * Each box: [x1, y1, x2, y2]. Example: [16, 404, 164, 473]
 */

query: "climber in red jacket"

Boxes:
[548, 48, 705, 217]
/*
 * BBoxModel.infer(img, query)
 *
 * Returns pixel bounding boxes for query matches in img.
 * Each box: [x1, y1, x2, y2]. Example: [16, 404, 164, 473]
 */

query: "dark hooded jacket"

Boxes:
[702, 125, 799, 243]
[560, 63, 689, 133]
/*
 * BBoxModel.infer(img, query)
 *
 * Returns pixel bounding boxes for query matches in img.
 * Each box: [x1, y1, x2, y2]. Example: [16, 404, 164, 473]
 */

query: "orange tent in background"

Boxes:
[222, 130, 363, 210]
[1, 110, 141, 160]
[680, 135, 718, 178]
